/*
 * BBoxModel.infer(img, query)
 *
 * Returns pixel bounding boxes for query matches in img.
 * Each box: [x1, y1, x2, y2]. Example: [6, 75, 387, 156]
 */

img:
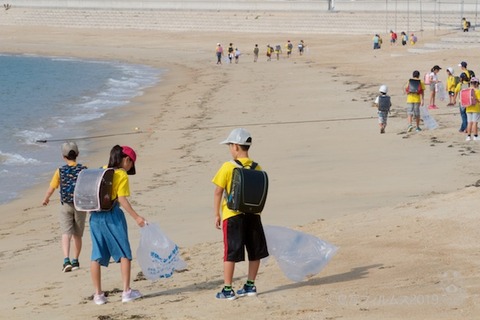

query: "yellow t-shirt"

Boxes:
[49, 161, 78, 189]
[212, 158, 262, 221]
[405, 79, 426, 104]
[112, 168, 130, 200]
[447, 75, 457, 92]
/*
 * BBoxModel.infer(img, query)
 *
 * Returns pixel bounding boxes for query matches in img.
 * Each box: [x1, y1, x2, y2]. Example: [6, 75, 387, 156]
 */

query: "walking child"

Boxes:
[234, 48, 241, 64]
[253, 44, 259, 62]
[43, 142, 87, 273]
[285, 40, 293, 58]
[374, 85, 392, 134]
[446, 67, 457, 106]
[89, 145, 146, 305]
[405, 70, 425, 132]
[454, 72, 470, 133]
[212, 128, 269, 300]
[464, 77, 480, 141]
[274, 44, 282, 60]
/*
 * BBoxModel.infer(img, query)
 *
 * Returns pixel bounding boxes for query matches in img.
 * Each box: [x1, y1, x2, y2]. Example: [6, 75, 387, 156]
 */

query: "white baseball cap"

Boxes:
[447, 67, 454, 74]
[220, 128, 252, 145]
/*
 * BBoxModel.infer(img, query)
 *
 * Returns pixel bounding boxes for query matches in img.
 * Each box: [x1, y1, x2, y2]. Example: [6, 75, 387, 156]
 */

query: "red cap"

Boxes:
[122, 146, 136, 175]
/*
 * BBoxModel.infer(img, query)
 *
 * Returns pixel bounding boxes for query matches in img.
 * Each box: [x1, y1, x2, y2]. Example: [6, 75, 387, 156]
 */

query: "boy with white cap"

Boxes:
[42, 141, 87, 272]
[212, 128, 269, 300]
[374, 84, 392, 134]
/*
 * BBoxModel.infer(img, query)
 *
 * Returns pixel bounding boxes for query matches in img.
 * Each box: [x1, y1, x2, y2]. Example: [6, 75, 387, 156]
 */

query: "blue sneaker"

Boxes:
[216, 288, 237, 300]
[237, 284, 257, 297]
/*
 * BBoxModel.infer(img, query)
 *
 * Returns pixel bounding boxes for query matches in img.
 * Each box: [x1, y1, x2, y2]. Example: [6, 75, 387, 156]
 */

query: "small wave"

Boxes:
[0, 150, 40, 165]
[15, 130, 52, 145]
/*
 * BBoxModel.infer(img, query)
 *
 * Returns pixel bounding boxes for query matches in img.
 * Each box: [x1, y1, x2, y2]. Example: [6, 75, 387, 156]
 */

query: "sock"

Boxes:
[246, 280, 255, 287]
[64, 257, 70, 264]
[223, 285, 232, 291]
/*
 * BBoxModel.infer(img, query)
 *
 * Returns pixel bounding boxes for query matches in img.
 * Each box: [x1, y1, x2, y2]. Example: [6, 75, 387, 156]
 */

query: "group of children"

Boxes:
[217, 40, 306, 64]
[373, 32, 417, 49]
[374, 61, 480, 140]
[43, 127, 267, 304]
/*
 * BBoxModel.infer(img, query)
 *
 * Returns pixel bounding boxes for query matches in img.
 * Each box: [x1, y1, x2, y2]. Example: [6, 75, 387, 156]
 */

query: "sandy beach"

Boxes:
[2, 21, 480, 319]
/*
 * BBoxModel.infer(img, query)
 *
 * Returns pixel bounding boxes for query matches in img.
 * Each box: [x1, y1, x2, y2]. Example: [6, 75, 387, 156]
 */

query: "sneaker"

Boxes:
[380, 127, 385, 134]
[94, 292, 108, 305]
[237, 284, 257, 297]
[415, 127, 422, 132]
[474, 136, 479, 141]
[466, 136, 472, 141]
[407, 125, 414, 132]
[122, 289, 142, 303]
[71, 260, 80, 271]
[215, 288, 237, 300]
[62, 261, 72, 273]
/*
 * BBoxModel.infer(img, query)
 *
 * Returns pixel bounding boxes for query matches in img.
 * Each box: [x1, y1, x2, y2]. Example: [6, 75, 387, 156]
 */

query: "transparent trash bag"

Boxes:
[263, 225, 338, 282]
[435, 82, 447, 101]
[420, 105, 439, 130]
[137, 222, 187, 281]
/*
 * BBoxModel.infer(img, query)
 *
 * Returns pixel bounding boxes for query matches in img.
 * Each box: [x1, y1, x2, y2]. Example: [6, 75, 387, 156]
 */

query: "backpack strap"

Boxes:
[233, 159, 257, 170]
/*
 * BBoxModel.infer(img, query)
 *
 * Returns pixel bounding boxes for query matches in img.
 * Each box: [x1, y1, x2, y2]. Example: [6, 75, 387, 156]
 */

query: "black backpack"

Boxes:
[378, 95, 391, 112]
[226, 160, 269, 214]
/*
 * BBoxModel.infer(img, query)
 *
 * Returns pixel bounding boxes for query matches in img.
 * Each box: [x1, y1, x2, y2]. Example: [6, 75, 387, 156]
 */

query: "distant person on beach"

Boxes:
[374, 84, 391, 134]
[410, 33, 417, 45]
[234, 48, 241, 64]
[253, 44, 259, 62]
[215, 43, 223, 65]
[42, 142, 87, 273]
[446, 67, 457, 106]
[212, 128, 269, 300]
[401, 31, 408, 46]
[462, 17, 470, 32]
[454, 72, 470, 133]
[427, 65, 442, 109]
[298, 40, 305, 55]
[89, 145, 146, 305]
[404, 70, 425, 132]
[228, 43, 234, 64]
[389, 30, 397, 45]
[285, 40, 293, 58]
[373, 34, 381, 49]
[464, 77, 480, 141]
[266, 44, 273, 61]
[274, 44, 282, 60]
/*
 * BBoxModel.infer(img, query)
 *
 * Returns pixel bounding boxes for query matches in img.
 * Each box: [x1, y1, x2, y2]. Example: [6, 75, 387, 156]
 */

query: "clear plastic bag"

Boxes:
[263, 225, 338, 282]
[137, 222, 187, 281]
[435, 82, 447, 101]
[420, 105, 439, 129]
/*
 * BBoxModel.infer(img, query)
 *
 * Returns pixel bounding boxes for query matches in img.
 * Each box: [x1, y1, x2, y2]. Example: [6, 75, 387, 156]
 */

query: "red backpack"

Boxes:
[460, 88, 477, 108]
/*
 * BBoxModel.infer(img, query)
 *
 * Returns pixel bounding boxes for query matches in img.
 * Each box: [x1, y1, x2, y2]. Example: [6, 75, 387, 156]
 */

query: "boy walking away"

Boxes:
[234, 48, 241, 64]
[274, 44, 282, 60]
[212, 128, 269, 300]
[42, 142, 87, 272]
[374, 85, 392, 134]
[464, 77, 480, 141]
[405, 70, 426, 132]
[462, 17, 470, 32]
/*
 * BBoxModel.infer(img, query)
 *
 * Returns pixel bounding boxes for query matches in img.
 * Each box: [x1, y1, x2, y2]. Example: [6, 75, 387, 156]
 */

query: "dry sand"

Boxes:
[1, 26, 480, 319]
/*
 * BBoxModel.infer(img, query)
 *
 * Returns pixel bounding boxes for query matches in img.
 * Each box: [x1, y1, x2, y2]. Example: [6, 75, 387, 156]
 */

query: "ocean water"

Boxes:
[0, 54, 161, 205]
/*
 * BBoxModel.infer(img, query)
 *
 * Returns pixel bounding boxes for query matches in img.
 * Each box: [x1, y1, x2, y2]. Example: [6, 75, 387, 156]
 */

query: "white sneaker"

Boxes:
[466, 136, 472, 141]
[94, 292, 107, 305]
[122, 289, 142, 303]
[474, 136, 479, 141]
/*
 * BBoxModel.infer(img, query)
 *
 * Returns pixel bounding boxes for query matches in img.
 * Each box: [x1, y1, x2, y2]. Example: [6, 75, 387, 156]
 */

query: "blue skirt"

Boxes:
[89, 203, 132, 267]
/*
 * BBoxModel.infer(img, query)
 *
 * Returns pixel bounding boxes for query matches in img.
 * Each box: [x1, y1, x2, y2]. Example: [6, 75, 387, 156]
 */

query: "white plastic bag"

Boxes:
[420, 105, 439, 130]
[263, 225, 338, 282]
[435, 82, 447, 101]
[137, 222, 187, 281]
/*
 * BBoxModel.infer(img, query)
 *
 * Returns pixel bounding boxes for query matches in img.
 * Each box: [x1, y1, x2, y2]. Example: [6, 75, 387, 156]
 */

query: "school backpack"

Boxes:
[59, 163, 87, 204]
[467, 21, 471, 28]
[460, 88, 477, 108]
[275, 45, 281, 51]
[226, 160, 269, 214]
[288, 43, 293, 50]
[424, 73, 431, 85]
[74, 168, 115, 211]
[377, 95, 391, 112]
[406, 79, 423, 94]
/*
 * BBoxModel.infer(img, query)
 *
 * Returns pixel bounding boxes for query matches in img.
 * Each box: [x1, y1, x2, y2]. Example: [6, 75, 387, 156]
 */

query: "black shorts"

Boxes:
[222, 214, 269, 262]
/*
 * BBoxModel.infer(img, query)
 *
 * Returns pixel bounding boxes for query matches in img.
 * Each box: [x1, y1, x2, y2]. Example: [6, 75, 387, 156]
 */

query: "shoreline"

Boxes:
[2, 26, 480, 319]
